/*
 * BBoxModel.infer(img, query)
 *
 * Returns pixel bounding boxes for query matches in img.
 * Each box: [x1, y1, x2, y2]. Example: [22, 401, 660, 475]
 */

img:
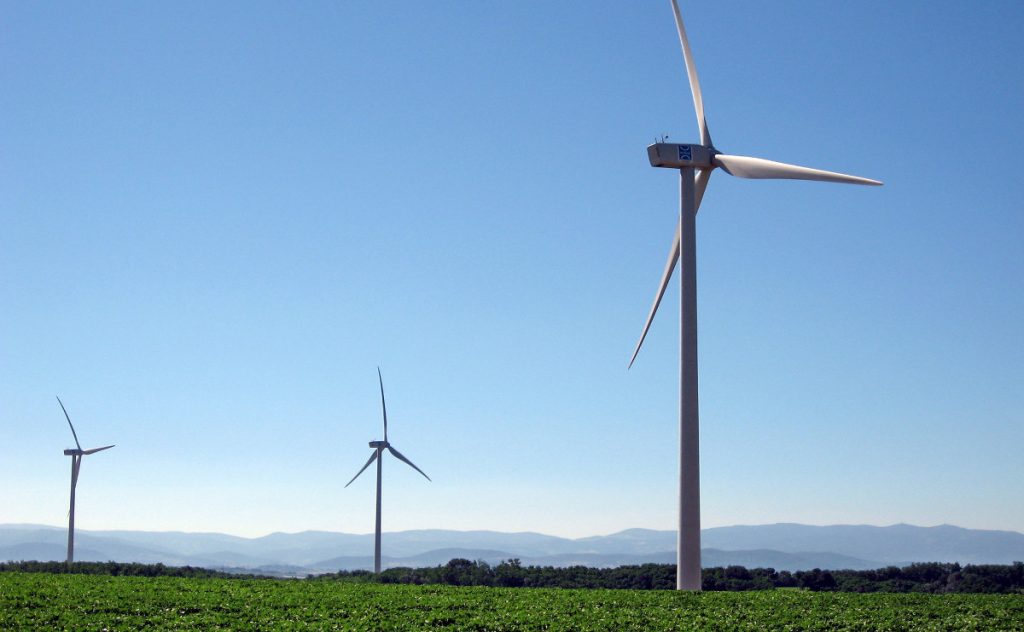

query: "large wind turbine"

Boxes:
[345, 369, 431, 573]
[629, 1, 881, 591]
[57, 396, 114, 565]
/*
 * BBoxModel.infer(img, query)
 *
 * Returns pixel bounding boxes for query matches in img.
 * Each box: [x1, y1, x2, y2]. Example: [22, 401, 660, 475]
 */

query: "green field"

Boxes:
[2, 573, 1023, 630]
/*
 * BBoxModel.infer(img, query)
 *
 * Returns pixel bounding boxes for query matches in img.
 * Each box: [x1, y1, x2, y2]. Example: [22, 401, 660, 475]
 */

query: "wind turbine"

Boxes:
[344, 368, 431, 573]
[57, 396, 114, 565]
[629, 1, 881, 591]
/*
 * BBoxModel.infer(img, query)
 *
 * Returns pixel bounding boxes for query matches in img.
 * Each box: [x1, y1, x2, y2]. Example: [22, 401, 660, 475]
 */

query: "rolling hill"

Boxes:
[2, 523, 1021, 574]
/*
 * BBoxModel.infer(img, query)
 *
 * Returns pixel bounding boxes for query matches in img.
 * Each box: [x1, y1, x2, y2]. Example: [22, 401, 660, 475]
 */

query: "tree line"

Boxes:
[317, 559, 1024, 593]
[4, 558, 1023, 593]
[0, 560, 268, 579]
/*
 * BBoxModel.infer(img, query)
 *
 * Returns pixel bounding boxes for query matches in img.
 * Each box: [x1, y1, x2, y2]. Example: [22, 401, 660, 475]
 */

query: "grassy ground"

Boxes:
[2, 572, 1023, 630]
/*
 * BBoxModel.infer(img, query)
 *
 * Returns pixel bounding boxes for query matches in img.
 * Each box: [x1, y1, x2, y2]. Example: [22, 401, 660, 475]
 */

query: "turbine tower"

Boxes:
[57, 396, 114, 565]
[345, 368, 431, 573]
[629, 1, 882, 591]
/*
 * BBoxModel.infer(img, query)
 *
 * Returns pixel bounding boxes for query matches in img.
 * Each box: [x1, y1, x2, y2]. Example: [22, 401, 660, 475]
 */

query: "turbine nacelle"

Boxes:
[64, 445, 115, 456]
[369, 440, 389, 449]
[647, 143, 714, 169]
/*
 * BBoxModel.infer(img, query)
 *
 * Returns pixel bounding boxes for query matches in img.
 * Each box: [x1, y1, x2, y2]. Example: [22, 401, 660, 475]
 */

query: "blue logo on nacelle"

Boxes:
[678, 145, 692, 161]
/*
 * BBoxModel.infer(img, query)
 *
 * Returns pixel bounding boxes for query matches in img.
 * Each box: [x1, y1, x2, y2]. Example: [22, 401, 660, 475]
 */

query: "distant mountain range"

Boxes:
[2, 523, 1022, 576]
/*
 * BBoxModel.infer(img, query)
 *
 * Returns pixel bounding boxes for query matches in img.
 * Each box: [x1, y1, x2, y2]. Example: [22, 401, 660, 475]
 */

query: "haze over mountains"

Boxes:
[2, 523, 1022, 576]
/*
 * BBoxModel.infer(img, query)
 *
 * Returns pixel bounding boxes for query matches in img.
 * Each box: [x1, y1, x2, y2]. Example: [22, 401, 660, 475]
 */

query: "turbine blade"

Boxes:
[693, 166, 711, 212]
[345, 451, 379, 488]
[377, 367, 388, 442]
[629, 226, 678, 370]
[714, 154, 882, 185]
[56, 396, 82, 451]
[670, 0, 711, 147]
[82, 445, 115, 455]
[387, 446, 431, 482]
[629, 168, 712, 369]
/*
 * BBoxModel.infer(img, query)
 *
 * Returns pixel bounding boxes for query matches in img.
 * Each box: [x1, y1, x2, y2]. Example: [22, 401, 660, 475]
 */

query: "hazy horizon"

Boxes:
[4, 520, 1023, 543]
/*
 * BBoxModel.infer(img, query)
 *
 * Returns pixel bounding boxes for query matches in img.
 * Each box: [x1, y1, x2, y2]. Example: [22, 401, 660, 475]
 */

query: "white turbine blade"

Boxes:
[56, 396, 82, 451]
[629, 226, 678, 370]
[345, 451, 378, 488]
[629, 168, 712, 369]
[670, 0, 711, 147]
[693, 166, 711, 211]
[82, 445, 115, 455]
[377, 367, 388, 442]
[714, 154, 882, 185]
[387, 446, 431, 482]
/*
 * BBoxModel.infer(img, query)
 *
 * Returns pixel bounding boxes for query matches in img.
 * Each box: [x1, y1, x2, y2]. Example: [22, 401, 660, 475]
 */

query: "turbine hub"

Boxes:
[647, 143, 713, 169]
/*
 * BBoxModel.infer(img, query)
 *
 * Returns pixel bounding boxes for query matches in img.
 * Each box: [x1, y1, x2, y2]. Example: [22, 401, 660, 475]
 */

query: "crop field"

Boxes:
[1, 573, 1023, 631]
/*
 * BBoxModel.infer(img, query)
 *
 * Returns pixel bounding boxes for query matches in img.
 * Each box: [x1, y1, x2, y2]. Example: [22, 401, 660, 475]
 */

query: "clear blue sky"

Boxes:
[2, 1, 1022, 539]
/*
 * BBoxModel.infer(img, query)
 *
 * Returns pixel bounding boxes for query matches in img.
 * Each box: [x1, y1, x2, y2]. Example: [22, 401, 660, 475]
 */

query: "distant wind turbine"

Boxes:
[57, 396, 114, 565]
[345, 369, 431, 573]
[629, 1, 881, 591]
